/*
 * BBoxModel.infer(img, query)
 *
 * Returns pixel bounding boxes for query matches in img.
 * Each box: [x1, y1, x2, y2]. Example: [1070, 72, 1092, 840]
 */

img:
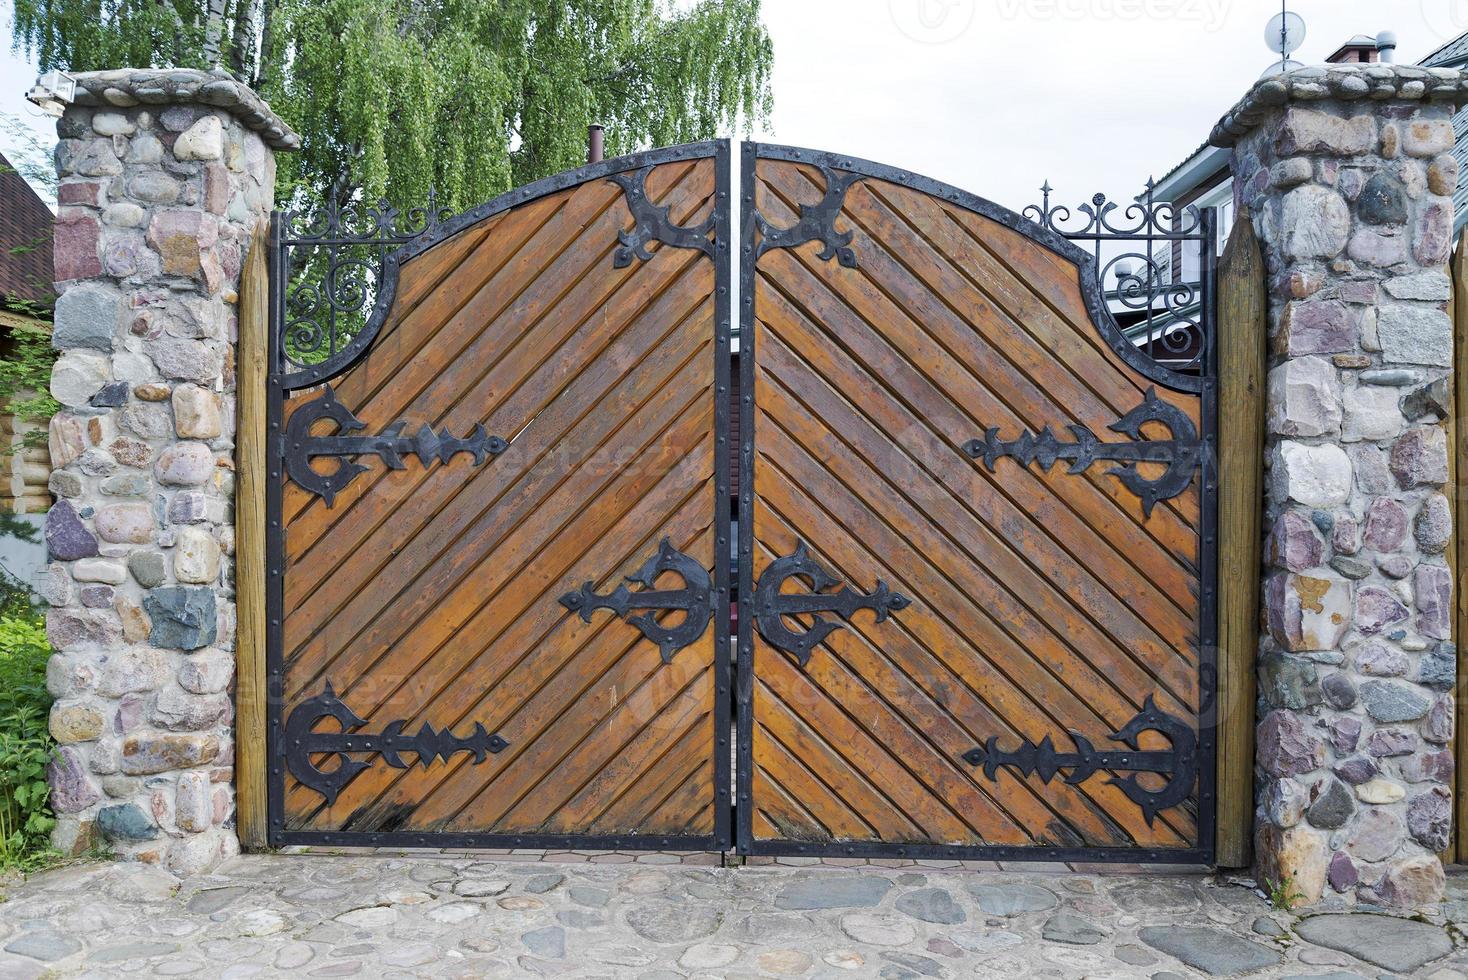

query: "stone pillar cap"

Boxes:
[59, 68, 300, 150]
[1210, 64, 1468, 148]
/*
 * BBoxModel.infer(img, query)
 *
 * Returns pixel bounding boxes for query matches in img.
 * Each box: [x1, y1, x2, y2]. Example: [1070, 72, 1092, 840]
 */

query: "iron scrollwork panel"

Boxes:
[754, 541, 909, 667]
[286, 683, 509, 805]
[962, 696, 1196, 827]
[284, 384, 507, 506]
[963, 388, 1200, 517]
[559, 539, 714, 663]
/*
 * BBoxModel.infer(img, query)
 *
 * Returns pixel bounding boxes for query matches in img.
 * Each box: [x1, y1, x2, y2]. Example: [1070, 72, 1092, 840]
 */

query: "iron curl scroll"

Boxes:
[285, 682, 509, 806]
[753, 164, 865, 268]
[559, 539, 714, 663]
[963, 388, 1200, 518]
[607, 165, 718, 267]
[962, 695, 1197, 827]
[284, 384, 507, 507]
[754, 541, 909, 667]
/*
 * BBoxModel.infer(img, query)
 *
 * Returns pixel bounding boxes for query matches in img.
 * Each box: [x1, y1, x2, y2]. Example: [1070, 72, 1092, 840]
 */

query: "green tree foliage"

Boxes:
[0, 608, 56, 872]
[0, 117, 60, 453]
[11, 0, 773, 210]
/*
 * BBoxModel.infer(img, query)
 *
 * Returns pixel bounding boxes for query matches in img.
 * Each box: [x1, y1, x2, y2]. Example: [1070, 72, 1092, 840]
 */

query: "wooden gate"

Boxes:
[267, 143, 733, 849]
[736, 145, 1215, 862]
[265, 141, 1215, 862]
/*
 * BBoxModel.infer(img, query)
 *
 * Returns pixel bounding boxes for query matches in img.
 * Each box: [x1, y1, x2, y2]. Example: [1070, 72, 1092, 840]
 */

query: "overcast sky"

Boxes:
[3, 1, 1467, 212]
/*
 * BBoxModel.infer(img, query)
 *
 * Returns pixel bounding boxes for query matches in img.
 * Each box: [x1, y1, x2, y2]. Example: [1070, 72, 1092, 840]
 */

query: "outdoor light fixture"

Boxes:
[25, 70, 76, 117]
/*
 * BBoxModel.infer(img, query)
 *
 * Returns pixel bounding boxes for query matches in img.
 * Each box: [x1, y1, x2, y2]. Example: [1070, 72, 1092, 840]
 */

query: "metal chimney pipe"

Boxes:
[1377, 30, 1397, 63]
[587, 125, 605, 165]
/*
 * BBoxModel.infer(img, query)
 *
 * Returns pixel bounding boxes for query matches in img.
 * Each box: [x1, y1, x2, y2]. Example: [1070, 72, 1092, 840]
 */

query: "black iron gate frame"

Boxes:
[262, 140, 1219, 864]
[264, 141, 735, 852]
[732, 143, 1219, 865]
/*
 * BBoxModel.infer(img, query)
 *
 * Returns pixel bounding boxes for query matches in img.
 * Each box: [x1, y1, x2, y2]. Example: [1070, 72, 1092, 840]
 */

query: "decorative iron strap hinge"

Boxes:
[753, 164, 865, 268]
[961, 696, 1196, 827]
[285, 682, 509, 805]
[285, 384, 507, 506]
[754, 541, 909, 667]
[559, 539, 714, 663]
[962, 388, 1200, 518]
[608, 165, 718, 267]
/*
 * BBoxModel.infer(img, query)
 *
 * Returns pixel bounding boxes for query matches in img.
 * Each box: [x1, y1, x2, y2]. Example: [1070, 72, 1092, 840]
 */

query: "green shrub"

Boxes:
[0, 609, 57, 871]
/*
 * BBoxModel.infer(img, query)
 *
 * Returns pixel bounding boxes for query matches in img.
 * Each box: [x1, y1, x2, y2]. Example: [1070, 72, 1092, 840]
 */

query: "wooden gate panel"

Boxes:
[737, 145, 1213, 861]
[270, 145, 730, 847]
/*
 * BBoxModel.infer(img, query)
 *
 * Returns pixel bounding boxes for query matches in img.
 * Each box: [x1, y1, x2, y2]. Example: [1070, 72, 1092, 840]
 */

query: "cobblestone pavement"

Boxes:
[2, 855, 1467, 979]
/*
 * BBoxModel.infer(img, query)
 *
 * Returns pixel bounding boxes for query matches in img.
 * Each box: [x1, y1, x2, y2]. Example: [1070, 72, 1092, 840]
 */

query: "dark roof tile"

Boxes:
[0, 150, 54, 308]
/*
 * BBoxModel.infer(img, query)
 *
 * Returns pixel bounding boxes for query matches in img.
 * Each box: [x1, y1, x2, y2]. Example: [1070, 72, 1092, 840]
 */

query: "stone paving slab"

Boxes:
[1, 856, 1466, 978]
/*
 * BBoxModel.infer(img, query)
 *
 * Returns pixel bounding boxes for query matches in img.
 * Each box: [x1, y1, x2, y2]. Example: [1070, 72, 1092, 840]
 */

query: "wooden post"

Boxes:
[1215, 212, 1266, 868]
[1453, 227, 1467, 862]
[235, 219, 270, 849]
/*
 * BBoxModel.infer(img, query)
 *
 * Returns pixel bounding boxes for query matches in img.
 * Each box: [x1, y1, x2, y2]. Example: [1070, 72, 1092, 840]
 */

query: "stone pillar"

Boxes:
[1212, 65, 1467, 908]
[39, 70, 296, 874]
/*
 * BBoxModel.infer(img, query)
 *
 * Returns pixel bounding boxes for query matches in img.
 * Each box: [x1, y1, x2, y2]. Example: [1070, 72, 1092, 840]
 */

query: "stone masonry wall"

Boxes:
[1213, 65, 1468, 908]
[39, 70, 295, 874]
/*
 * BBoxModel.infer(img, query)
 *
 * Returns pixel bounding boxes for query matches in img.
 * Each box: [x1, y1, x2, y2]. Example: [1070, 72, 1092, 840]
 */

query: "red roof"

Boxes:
[0, 151, 54, 308]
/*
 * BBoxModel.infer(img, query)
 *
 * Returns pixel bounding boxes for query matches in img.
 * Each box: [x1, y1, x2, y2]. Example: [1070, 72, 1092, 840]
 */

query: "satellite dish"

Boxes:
[1265, 10, 1306, 56]
[1258, 58, 1306, 79]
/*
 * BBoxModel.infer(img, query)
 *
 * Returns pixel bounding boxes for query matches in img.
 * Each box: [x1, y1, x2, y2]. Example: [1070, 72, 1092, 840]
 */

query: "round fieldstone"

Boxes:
[521, 926, 564, 959]
[5, 930, 84, 962]
[1294, 914, 1451, 973]
[1306, 777, 1355, 830]
[1415, 493, 1452, 553]
[1407, 786, 1451, 851]
[625, 906, 721, 944]
[1360, 680, 1430, 723]
[46, 500, 99, 561]
[156, 442, 216, 486]
[98, 802, 158, 841]
[143, 586, 218, 649]
[523, 873, 564, 894]
[1357, 173, 1408, 224]
[128, 551, 168, 588]
[1321, 672, 1357, 709]
[894, 887, 964, 924]
[95, 502, 154, 544]
[776, 876, 891, 910]
[453, 878, 508, 898]
[1348, 807, 1405, 863]
[839, 913, 915, 947]
[1043, 912, 1106, 945]
[967, 881, 1058, 916]
[757, 949, 812, 975]
[1138, 925, 1281, 976]
[679, 944, 738, 969]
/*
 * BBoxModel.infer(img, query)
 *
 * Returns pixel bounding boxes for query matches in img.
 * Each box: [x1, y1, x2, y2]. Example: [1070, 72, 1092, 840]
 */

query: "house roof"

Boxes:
[1421, 31, 1468, 68]
[0, 151, 54, 309]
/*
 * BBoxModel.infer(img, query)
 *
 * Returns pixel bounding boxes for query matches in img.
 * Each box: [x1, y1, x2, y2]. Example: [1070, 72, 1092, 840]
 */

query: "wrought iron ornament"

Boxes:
[754, 541, 909, 667]
[285, 682, 509, 805]
[608, 165, 718, 267]
[559, 539, 714, 663]
[963, 388, 1200, 517]
[278, 190, 457, 373]
[285, 385, 507, 506]
[1023, 179, 1210, 374]
[962, 696, 1196, 827]
[753, 164, 864, 268]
